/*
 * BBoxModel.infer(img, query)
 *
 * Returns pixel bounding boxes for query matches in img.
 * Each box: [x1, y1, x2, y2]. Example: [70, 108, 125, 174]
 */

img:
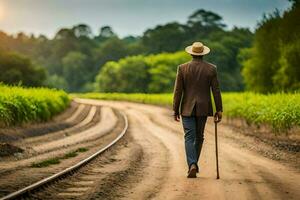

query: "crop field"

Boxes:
[76, 92, 300, 133]
[0, 84, 70, 126]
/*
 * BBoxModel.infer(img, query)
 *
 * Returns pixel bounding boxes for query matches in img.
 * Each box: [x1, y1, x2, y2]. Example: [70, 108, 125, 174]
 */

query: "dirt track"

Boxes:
[0, 98, 299, 200]
[75, 98, 300, 200]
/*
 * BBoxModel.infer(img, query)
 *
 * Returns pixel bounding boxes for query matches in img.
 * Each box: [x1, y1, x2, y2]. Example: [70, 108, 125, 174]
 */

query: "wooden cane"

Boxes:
[215, 121, 220, 179]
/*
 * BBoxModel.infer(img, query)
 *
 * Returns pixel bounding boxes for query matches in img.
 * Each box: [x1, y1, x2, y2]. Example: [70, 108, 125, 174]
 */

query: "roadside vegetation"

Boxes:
[76, 92, 300, 134]
[31, 147, 89, 168]
[0, 84, 70, 127]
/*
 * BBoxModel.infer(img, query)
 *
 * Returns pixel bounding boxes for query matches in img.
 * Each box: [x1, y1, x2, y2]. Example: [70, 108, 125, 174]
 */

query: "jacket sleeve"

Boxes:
[173, 65, 183, 115]
[211, 67, 223, 112]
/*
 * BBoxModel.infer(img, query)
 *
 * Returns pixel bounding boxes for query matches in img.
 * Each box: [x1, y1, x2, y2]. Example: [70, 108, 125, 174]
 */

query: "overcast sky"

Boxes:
[0, 0, 291, 38]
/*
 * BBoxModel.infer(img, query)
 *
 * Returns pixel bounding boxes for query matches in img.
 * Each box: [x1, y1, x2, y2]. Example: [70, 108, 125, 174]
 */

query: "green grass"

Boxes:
[71, 93, 172, 106]
[60, 148, 88, 159]
[76, 147, 88, 152]
[61, 152, 78, 159]
[75, 92, 300, 134]
[31, 147, 89, 168]
[31, 158, 60, 168]
[0, 83, 70, 127]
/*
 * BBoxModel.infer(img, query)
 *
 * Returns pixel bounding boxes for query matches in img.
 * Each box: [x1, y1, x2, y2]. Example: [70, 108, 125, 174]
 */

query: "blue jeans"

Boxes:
[182, 110, 207, 171]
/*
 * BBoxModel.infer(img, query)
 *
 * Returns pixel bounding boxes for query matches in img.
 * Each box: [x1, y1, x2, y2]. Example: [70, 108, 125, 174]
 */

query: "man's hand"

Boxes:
[214, 111, 222, 123]
[174, 113, 180, 122]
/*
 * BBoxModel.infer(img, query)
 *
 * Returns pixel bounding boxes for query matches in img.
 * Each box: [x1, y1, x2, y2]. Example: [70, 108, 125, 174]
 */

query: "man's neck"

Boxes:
[192, 57, 203, 62]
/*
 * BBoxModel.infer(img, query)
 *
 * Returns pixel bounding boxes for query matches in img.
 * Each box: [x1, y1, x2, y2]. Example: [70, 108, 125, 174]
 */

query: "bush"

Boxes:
[95, 52, 190, 93]
[0, 84, 70, 126]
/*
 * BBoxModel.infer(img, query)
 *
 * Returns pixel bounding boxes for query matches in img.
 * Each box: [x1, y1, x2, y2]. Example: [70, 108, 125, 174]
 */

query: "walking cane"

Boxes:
[215, 120, 220, 179]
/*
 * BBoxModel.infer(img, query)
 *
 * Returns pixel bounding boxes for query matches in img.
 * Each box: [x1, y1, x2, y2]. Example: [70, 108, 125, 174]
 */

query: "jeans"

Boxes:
[182, 107, 207, 171]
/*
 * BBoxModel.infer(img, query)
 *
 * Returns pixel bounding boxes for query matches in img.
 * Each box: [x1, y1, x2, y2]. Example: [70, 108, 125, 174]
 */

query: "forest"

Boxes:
[1, 9, 251, 92]
[0, 0, 299, 93]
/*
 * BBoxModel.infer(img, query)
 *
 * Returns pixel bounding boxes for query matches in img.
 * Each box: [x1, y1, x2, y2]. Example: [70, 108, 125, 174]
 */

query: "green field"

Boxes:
[1, 84, 298, 134]
[76, 92, 300, 133]
[0, 84, 70, 127]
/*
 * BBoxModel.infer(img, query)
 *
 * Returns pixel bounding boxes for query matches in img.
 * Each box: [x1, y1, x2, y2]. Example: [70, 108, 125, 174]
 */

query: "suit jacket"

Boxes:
[173, 58, 223, 116]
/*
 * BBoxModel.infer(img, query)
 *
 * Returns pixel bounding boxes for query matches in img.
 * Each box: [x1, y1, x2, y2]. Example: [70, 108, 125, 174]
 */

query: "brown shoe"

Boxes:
[187, 164, 197, 178]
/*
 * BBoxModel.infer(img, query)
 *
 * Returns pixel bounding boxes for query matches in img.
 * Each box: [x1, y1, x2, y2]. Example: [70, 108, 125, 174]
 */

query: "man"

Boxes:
[173, 42, 223, 178]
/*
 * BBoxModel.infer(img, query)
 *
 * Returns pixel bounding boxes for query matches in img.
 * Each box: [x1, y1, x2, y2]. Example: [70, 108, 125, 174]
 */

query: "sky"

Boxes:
[0, 0, 291, 38]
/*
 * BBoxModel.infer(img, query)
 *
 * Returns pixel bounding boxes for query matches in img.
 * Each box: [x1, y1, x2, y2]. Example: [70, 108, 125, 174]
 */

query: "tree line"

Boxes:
[0, 25, 139, 91]
[241, 0, 300, 92]
[0, 9, 252, 92]
[1, 1, 299, 93]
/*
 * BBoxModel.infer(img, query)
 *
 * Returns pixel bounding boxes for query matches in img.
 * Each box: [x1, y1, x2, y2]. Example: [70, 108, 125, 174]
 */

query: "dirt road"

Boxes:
[75, 98, 300, 200]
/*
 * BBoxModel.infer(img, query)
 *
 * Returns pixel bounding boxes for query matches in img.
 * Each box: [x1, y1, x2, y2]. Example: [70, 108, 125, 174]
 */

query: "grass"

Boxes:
[31, 158, 60, 168]
[0, 83, 70, 127]
[61, 152, 78, 159]
[31, 147, 89, 168]
[74, 92, 300, 134]
[77, 147, 88, 152]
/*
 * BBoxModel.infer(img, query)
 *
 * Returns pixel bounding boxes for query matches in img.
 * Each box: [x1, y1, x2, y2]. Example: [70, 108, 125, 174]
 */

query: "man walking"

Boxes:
[173, 42, 223, 178]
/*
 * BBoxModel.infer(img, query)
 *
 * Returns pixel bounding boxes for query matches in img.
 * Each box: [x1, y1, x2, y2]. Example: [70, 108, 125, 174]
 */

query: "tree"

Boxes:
[72, 24, 92, 38]
[0, 52, 46, 86]
[96, 56, 149, 93]
[100, 26, 115, 37]
[95, 52, 190, 93]
[185, 9, 226, 41]
[241, 2, 299, 92]
[95, 26, 116, 42]
[62, 51, 88, 92]
[289, 0, 300, 8]
[146, 52, 189, 92]
[45, 74, 68, 90]
[93, 37, 128, 69]
[188, 9, 226, 28]
[142, 22, 188, 53]
[95, 61, 120, 92]
[54, 28, 76, 40]
[273, 41, 300, 91]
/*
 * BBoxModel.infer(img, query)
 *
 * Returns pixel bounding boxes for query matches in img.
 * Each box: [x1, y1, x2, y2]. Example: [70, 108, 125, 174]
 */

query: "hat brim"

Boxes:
[185, 45, 210, 56]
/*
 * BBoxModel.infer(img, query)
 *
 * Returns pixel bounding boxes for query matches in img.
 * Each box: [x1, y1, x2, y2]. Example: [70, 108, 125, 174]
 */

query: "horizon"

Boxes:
[0, 0, 291, 39]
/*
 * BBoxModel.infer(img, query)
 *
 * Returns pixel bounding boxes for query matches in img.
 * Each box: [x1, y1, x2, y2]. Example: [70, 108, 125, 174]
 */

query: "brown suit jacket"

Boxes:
[173, 58, 223, 116]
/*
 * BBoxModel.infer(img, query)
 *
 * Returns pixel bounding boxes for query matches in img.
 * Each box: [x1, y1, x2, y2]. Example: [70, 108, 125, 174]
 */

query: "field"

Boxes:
[0, 84, 70, 127]
[1, 85, 298, 133]
[75, 92, 300, 133]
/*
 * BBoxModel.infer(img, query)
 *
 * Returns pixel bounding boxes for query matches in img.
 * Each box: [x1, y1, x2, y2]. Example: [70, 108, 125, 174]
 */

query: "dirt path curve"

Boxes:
[76, 98, 300, 200]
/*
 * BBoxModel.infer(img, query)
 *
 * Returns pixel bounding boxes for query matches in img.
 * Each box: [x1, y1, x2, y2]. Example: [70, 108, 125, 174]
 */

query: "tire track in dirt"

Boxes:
[75, 99, 172, 199]
[0, 104, 124, 198]
[77, 99, 300, 200]
[0, 105, 100, 173]
[15, 105, 98, 148]
[0, 102, 82, 143]
[29, 128, 139, 200]
[2, 98, 299, 200]
[122, 100, 300, 199]
[32, 106, 117, 152]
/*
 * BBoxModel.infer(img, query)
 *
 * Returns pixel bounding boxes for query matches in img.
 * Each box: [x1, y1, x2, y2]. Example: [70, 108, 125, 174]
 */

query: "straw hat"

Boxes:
[185, 42, 210, 56]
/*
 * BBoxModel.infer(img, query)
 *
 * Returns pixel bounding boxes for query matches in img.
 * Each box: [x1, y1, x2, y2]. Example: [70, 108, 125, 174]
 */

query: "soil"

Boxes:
[0, 105, 125, 197]
[75, 98, 300, 200]
[0, 143, 24, 156]
[224, 118, 300, 152]
[0, 98, 299, 200]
